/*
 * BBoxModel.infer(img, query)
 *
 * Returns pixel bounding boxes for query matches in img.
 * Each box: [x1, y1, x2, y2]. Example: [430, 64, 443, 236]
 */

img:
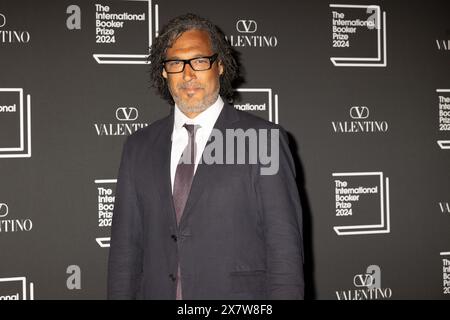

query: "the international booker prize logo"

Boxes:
[0, 202, 33, 233]
[332, 105, 388, 133]
[0, 88, 32, 158]
[0, 277, 34, 300]
[336, 265, 392, 300]
[226, 19, 278, 48]
[436, 89, 450, 149]
[94, 179, 116, 247]
[442, 252, 450, 295]
[332, 171, 390, 235]
[94, 106, 148, 136]
[0, 13, 31, 44]
[92, 0, 159, 64]
[330, 4, 387, 67]
[233, 88, 279, 124]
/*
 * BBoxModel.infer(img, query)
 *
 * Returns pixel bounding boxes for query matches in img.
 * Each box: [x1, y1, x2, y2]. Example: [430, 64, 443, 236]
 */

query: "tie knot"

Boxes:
[183, 123, 201, 137]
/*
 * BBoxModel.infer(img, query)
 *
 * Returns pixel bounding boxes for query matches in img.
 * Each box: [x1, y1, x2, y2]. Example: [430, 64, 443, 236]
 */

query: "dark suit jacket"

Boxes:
[107, 102, 304, 299]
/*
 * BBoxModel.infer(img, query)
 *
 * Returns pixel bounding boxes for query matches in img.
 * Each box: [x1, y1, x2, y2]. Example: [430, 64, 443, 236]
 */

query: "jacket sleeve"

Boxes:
[256, 126, 305, 299]
[107, 138, 143, 299]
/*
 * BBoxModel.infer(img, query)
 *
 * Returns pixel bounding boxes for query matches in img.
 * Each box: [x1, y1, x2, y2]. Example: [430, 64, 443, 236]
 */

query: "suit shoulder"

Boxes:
[125, 113, 172, 147]
[234, 107, 283, 131]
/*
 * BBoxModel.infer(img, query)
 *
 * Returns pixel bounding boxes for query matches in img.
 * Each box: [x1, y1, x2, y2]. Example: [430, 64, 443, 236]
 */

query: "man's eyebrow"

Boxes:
[165, 53, 210, 60]
[164, 56, 181, 60]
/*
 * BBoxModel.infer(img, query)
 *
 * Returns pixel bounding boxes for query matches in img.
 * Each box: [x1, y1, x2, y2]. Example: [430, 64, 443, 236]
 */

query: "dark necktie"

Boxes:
[173, 123, 200, 300]
[173, 124, 200, 224]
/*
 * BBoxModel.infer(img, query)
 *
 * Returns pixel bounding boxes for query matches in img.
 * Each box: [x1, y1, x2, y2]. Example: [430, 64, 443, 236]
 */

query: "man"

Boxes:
[107, 13, 304, 300]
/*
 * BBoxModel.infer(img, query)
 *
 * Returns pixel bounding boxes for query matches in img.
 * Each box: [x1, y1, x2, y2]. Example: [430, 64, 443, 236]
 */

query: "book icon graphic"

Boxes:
[0, 277, 34, 300]
[234, 88, 279, 124]
[330, 4, 387, 67]
[333, 171, 390, 235]
[0, 88, 31, 158]
[94, 179, 117, 248]
[437, 140, 450, 149]
[93, 0, 159, 65]
[437, 89, 450, 149]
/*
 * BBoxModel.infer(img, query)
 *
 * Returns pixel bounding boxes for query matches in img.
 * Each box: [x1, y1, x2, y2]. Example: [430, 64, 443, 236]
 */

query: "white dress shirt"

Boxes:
[170, 96, 224, 193]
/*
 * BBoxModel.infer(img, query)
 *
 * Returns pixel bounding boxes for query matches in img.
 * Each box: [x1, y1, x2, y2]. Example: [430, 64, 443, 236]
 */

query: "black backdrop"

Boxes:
[0, 0, 449, 300]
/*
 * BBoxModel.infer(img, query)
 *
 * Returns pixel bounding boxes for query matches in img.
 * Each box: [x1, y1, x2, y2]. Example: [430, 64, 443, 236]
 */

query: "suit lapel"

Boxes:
[179, 103, 240, 228]
[152, 108, 178, 228]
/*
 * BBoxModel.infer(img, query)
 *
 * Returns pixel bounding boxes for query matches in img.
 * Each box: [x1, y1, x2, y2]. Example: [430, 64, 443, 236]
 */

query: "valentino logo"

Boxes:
[227, 20, 277, 48]
[94, 106, 147, 136]
[332, 105, 387, 133]
[353, 274, 374, 287]
[0, 202, 33, 233]
[0, 14, 30, 44]
[350, 106, 369, 119]
[0, 14, 5, 28]
[236, 20, 257, 33]
[0, 203, 8, 218]
[436, 39, 450, 50]
[115, 107, 138, 121]
[335, 265, 391, 300]
[439, 202, 450, 213]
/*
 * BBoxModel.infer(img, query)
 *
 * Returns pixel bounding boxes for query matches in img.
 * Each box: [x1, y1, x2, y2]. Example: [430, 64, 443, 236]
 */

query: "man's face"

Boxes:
[162, 29, 223, 118]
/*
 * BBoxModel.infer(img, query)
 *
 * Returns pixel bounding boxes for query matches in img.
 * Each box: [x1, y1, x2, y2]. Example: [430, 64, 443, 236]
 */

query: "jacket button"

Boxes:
[169, 274, 176, 282]
[171, 234, 177, 242]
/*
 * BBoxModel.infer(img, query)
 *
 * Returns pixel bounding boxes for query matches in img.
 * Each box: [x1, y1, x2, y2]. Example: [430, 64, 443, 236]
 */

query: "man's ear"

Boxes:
[218, 60, 224, 76]
[162, 68, 168, 79]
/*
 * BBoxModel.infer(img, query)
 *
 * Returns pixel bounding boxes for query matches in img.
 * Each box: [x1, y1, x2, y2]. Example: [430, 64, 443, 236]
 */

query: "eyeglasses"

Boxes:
[162, 53, 219, 74]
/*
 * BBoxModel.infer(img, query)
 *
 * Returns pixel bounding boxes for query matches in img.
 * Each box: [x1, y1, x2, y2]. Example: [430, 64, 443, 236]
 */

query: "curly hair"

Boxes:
[148, 13, 239, 106]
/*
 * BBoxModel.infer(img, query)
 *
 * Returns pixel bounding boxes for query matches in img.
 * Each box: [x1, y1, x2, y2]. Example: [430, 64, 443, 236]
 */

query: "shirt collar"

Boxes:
[173, 95, 224, 135]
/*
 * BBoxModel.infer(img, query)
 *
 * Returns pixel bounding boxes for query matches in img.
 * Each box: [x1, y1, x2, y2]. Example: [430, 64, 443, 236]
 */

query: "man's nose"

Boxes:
[182, 63, 197, 81]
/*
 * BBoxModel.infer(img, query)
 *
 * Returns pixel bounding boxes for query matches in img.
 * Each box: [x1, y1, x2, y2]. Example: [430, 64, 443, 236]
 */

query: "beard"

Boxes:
[171, 82, 220, 114]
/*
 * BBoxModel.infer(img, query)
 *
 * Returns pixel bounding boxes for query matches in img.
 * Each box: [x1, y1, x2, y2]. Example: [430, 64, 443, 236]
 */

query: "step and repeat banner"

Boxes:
[0, 0, 449, 300]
